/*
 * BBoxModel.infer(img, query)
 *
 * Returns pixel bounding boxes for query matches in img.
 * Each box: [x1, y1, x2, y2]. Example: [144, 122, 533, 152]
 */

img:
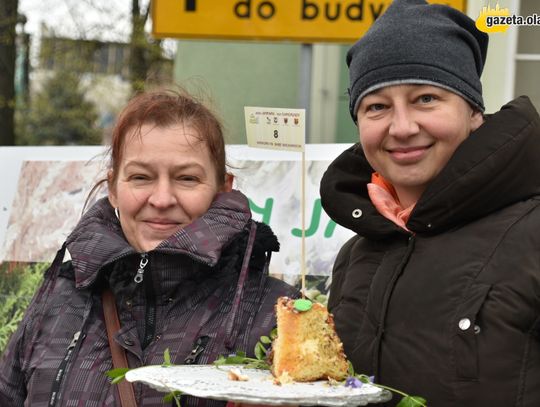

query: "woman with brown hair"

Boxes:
[0, 89, 297, 406]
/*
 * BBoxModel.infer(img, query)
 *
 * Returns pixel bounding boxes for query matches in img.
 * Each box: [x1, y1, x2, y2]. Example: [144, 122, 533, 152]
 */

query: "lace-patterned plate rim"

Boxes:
[125, 365, 393, 406]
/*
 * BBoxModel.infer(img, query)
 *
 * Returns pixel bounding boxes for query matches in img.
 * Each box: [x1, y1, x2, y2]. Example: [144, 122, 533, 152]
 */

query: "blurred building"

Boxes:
[30, 32, 173, 141]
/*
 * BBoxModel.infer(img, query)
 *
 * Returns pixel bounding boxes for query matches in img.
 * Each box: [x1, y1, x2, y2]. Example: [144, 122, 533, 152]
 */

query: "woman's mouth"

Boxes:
[144, 219, 182, 231]
[387, 145, 432, 163]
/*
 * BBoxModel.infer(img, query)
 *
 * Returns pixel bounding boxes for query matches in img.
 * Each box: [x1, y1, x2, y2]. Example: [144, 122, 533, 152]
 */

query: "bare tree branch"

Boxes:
[142, 1, 150, 26]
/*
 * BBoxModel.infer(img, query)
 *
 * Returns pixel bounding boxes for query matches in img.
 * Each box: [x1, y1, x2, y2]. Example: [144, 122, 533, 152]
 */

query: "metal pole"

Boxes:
[298, 43, 312, 142]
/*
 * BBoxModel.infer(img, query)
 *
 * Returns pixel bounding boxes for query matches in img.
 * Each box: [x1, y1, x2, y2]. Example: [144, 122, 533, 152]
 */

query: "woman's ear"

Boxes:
[470, 109, 485, 132]
[107, 170, 118, 208]
[222, 173, 234, 192]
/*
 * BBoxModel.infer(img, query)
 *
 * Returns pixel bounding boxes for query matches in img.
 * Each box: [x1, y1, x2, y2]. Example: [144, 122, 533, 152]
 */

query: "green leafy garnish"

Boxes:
[213, 351, 270, 370]
[160, 349, 182, 405]
[346, 368, 428, 406]
[347, 361, 355, 377]
[254, 342, 267, 360]
[106, 348, 183, 405]
[213, 330, 277, 370]
[259, 335, 272, 344]
[269, 327, 278, 340]
[396, 396, 428, 407]
[163, 390, 183, 406]
[106, 367, 130, 384]
[162, 348, 172, 367]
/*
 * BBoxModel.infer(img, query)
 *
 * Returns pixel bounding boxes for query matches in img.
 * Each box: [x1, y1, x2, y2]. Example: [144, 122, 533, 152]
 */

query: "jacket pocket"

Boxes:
[452, 282, 492, 380]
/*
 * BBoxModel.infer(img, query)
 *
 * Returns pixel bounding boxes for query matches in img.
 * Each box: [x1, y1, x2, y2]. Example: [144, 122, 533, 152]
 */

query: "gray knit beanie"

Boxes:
[347, 0, 488, 122]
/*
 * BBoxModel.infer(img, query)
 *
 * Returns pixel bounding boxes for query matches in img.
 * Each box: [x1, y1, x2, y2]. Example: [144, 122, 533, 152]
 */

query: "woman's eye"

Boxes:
[177, 175, 199, 183]
[129, 174, 150, 182]
[418, 94, 435, 104]
[367, 103, 386, 112]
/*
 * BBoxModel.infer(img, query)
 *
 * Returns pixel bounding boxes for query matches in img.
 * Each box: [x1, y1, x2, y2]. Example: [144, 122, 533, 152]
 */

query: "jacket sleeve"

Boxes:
[0, 309, 31, 405]
[0, 264, 61, 405]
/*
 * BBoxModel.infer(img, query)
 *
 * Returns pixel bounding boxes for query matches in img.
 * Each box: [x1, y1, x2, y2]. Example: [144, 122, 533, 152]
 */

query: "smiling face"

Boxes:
[357, 85, 484, 207]
[108, 123, 230, 252]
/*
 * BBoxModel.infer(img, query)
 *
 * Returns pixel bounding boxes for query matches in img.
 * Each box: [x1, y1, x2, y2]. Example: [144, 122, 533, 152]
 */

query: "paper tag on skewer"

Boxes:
[244, 105, 307, 294]
[244, 107, 305, 152]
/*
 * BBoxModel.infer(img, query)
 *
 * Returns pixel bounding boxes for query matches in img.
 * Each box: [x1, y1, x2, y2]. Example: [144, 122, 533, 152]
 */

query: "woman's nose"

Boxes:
[388, 106, 420, 138]
[148, 180, 176, 208]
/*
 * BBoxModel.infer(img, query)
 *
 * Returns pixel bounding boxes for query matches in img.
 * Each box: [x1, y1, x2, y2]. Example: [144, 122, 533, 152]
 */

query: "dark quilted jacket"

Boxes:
[320, 97, 540, 407]
[0, 190, 298, 406]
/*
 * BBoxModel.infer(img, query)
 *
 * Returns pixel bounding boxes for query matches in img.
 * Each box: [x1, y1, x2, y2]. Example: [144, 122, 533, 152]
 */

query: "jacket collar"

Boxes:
[66, 190, 252, 288]
[321, 96, 540, 238]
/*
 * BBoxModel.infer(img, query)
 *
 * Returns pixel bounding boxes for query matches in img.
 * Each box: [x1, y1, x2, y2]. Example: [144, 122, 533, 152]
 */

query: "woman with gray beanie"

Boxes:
[320, 0, 540, 406]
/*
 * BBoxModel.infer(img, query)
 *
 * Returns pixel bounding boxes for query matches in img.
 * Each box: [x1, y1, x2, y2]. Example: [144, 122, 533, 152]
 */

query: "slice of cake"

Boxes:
[271, 297, 349, 383]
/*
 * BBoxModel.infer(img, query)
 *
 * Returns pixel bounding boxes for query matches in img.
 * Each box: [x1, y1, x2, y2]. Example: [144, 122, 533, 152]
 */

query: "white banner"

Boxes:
[0, 145, 354, 281]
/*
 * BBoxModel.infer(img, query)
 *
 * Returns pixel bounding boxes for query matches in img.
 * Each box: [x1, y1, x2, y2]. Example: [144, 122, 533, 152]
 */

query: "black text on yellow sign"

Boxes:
[152, 0, 467, 43]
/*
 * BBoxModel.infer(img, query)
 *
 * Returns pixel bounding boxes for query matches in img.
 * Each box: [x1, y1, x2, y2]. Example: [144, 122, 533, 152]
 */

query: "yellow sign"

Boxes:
[152, 0, 467, 43]
[476, 4, 510, 33]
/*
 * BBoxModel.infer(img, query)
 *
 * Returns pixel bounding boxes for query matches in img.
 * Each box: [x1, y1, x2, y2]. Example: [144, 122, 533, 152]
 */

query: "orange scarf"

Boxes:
[367, 173, 414, 231]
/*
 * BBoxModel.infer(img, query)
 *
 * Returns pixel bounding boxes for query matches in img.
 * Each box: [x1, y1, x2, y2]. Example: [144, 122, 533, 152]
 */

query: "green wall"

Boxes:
[174, 40, 301, 145]
[335, 45, 359, 144]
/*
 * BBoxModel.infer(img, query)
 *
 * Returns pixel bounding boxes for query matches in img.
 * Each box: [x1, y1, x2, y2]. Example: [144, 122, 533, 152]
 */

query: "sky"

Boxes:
[18, 0, 134, 43]
[17, 0, 176, 61]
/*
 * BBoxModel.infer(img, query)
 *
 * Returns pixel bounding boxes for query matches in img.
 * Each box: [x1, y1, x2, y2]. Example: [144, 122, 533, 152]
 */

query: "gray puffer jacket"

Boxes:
[0, 190, 297, 406]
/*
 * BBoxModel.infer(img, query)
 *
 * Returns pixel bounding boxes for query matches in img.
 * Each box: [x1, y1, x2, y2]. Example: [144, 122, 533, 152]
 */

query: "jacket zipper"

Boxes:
[48, 331, 85, 407]
[373, 235, 416, 377]
[184, 336, 210, 364]
[137, 253, 156, 349]
[134, 253, 149, 283]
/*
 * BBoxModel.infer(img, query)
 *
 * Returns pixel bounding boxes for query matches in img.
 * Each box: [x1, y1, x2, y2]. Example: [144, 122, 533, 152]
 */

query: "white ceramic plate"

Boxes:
[125, 365, 392, 406]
